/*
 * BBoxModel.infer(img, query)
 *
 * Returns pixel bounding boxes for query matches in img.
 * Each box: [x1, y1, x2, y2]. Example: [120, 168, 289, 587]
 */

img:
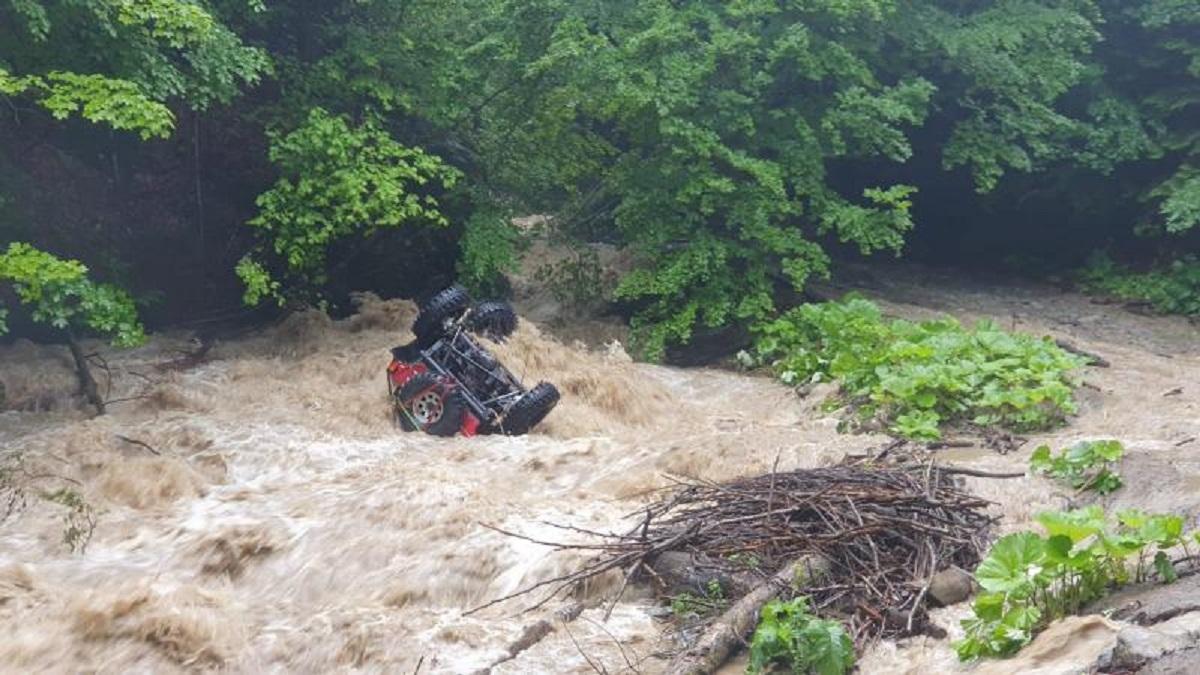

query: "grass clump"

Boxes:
[669, 579, 728, 620]
[750, 296, 1085, 440]
[1031, 439, 1125, 494]
[1079, 253, 1200, 316]
[956, 506, 1198, 661]
[748, 597, 855, 675]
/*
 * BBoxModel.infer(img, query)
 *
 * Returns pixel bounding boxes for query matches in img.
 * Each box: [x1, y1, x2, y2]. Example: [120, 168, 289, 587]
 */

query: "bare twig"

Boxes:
[103, 394, 153, 407]
[475, 603, 585, 674]
[582, 616, 640, 674]
[1054, 338, 1110, 368]
[934, 467, 1026, 479]
[115, 435, 162, 456]
[564, 623, 608, 675]
[906, 540, 938, 633]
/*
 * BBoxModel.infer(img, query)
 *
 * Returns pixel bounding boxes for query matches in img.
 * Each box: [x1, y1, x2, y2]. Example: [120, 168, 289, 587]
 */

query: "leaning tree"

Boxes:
[0, 242, 144, 414]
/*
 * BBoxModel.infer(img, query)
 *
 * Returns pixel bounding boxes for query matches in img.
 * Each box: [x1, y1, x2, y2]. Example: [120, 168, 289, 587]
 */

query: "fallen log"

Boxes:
[472, 602, 585, 674]
[664, 556, 829, 675]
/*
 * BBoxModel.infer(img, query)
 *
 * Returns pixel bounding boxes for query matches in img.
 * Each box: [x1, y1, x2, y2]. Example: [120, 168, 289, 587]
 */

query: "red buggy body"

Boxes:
[387, 287, 560, 437]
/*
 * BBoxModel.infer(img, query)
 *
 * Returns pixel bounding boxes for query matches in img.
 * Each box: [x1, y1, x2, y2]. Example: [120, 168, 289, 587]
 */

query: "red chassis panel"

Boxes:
[387, 359, 481, 437]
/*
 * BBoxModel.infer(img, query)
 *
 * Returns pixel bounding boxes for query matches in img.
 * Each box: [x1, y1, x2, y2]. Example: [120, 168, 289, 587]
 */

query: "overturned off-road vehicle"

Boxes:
[387, 286, 560, 437]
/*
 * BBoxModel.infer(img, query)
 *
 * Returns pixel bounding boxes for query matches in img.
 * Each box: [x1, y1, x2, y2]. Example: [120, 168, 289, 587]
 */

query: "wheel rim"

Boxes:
[411, 390, 444, 425]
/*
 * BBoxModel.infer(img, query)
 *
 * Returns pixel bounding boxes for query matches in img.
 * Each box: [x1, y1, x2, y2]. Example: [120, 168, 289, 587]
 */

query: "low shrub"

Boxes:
[1079, 253, 1200, 316]
[956, 506, 1197, 661]
[1030, 439, 1125, 494]
[750, 296, 1085, 440]
[748, 597, 855, 675]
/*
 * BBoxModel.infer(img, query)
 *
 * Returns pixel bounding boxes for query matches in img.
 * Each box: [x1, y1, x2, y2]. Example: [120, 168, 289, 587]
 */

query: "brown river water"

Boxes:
[2, 264, 1198, 674]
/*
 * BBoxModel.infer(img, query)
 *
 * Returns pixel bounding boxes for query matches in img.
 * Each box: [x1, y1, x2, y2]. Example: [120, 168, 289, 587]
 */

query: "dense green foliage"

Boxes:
[751, 296, 1084, 440]
[1030, 439, 1125, 494]
[0, 243, 144, 346]
[1103, 1, 1200, 235]
[0, 0, 266, 133]
[957, 506, 1197, 660]
[1080, 253, 1200, 316]
[748, 597, 855, 675]
[238, 108, 460, 306]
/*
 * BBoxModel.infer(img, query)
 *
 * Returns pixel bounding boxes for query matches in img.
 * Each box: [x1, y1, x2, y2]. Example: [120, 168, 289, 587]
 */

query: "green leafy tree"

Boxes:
[906, 0, 1109, 192]
[0, 242, 145, 413]
[0, 0, 268, 135]
[238, 108, 461, 306]
[1104, 0, 1200, 234]
[6, 0, 1197, 359]
[165, 0, 1158, 358]
[270, 0, 1121, 358]
[0, 1, 268, 334]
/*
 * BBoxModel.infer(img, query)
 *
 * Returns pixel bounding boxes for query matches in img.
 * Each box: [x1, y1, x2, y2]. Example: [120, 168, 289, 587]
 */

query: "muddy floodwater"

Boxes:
[2, 266, 1199, 674]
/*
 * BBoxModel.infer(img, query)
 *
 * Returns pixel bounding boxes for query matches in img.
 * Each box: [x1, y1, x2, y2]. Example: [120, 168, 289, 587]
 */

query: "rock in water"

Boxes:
[928, 566, 974, 607]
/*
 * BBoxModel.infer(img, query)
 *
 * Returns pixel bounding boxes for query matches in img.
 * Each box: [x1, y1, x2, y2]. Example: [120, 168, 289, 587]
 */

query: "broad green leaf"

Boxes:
[975, 532, 1048, 595]
[1037, 507, 1106, 544]
[1154, 551, 1178, 584]
[1030, 445, 1053, 472]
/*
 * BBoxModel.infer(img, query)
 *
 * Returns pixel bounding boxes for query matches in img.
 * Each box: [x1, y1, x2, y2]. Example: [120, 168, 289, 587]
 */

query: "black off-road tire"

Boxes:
[469, 301, 519, 341]
[501, 382, 560, 436]
[397, 373, 466, 437]
[413, 286, 471, 348]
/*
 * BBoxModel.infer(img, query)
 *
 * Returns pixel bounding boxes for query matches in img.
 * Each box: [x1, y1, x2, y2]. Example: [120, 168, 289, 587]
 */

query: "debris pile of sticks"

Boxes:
[478, 463, 996, 645]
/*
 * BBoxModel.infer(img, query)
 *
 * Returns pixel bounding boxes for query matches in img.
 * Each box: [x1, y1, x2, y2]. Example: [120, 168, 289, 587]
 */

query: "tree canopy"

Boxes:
[0, 242, 143, 347]
[1, 0, 1197, 356]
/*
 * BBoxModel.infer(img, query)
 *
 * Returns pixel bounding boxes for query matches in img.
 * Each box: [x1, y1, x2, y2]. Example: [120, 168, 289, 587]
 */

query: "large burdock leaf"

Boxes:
[975, 532, 1048, 597]
[1037, 506, 1106, 544]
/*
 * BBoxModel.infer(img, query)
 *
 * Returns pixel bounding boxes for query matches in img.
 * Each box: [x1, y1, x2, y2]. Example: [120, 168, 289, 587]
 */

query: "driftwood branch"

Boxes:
[1054, 338, 1110, 368]
[115, 435, 162, 456]
[935, 467, 1026, 479]
[155, 337, 214, 372]
[472, 602, 585, 674]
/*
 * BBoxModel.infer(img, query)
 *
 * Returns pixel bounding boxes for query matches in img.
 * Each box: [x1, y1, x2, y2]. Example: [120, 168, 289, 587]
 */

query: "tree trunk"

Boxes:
[664, 556, 829, 675]
[66, 331, 105, 415]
